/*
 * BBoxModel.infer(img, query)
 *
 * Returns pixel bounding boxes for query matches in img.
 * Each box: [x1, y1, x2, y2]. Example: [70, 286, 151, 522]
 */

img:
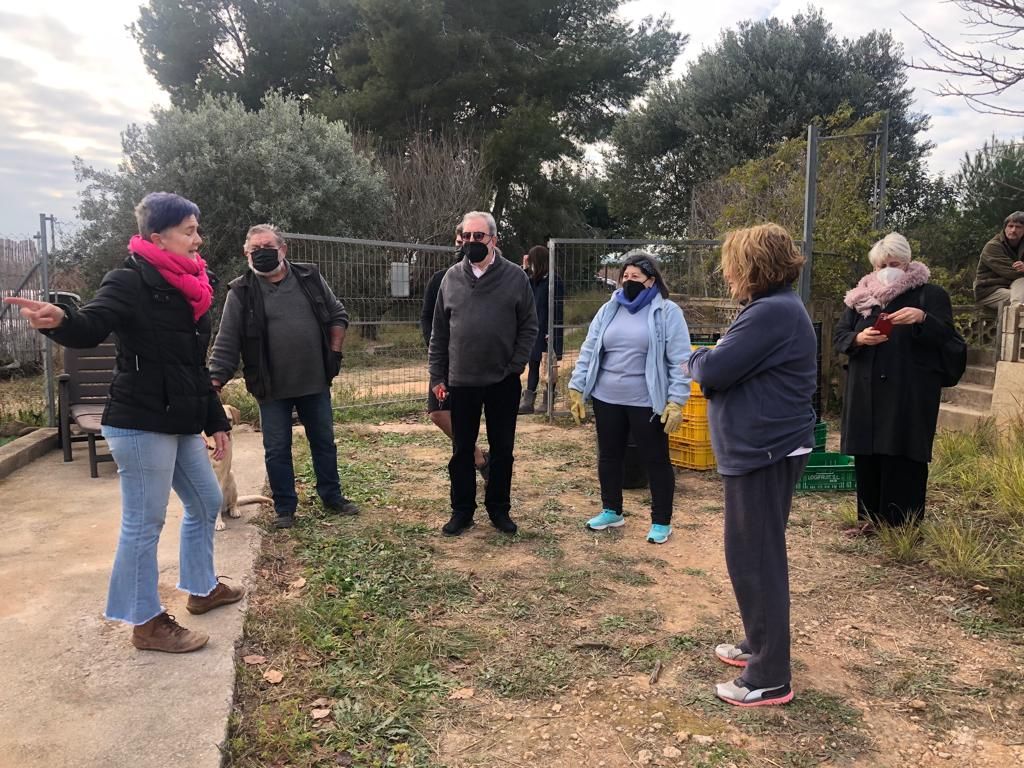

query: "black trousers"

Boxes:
[592, 397, 675, 525]
[854, 454, 928, 526]
[722, 454, 808, 688]
[526, 358, 541, 391]
[448, 374, 521, 521]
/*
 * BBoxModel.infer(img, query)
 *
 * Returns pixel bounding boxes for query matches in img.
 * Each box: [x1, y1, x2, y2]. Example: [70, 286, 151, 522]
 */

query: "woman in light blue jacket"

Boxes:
[568, 252, 691, 544]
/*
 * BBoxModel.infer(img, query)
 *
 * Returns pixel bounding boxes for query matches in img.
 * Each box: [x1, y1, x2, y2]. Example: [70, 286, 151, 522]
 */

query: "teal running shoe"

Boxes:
[585, 510, 625, 530]
[647, 524, 672, 544]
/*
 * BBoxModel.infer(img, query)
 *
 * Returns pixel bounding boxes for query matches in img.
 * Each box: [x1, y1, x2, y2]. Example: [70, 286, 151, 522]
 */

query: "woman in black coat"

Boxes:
[4, 192, 243, 654]
[519, 244, 565, 414]
[834, 232, 957, 534]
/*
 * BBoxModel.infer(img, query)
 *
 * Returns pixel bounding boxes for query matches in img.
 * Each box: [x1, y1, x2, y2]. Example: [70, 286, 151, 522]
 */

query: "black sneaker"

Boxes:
[325, 497, 360, 516]
[442, 514, 475, 536]
[489, 514, 518, 535]
[274, 513, 296, 529]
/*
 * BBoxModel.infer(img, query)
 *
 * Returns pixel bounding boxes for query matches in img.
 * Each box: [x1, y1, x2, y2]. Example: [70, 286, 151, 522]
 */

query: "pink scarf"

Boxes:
[843, 260, 931, 317]
[128, 234, 213, 321]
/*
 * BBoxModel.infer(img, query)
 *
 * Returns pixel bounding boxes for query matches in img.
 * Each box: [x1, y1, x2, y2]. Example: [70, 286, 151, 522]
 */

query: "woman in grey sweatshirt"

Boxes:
[688, 223, 817, 708]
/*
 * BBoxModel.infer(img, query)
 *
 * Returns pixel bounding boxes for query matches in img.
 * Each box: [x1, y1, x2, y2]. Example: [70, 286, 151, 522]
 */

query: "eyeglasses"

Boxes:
[462, 231, 491, 242]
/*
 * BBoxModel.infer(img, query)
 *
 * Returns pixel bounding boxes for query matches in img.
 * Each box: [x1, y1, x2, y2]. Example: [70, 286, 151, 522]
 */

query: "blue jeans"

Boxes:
[258, 389, 342, 516]
[101, 426, 222, 625]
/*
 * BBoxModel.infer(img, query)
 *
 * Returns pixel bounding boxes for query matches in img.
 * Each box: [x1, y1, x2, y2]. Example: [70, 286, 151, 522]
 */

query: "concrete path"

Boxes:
[0, 426, 267, 768]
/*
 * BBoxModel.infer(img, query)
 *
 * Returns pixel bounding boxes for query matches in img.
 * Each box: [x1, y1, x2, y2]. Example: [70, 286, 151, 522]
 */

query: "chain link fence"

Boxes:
[282, 233, 455, 409]
[0, 236, 48, 428]
[545, 238, 736, 414]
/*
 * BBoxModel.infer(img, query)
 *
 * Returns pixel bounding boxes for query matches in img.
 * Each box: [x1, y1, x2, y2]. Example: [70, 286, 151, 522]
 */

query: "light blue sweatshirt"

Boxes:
[569, 292, 692, 414]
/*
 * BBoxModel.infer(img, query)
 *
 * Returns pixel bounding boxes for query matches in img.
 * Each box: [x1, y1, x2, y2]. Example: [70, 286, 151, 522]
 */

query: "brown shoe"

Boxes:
[186, 579, 246, 615]
[131, 612, 209, 653]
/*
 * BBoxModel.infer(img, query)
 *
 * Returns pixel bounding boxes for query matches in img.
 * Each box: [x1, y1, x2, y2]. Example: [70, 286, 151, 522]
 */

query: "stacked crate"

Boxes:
[668, 345, 716, 471]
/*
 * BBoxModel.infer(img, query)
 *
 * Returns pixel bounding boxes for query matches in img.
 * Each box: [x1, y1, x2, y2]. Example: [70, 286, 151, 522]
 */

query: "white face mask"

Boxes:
[876, 266, 904, 286]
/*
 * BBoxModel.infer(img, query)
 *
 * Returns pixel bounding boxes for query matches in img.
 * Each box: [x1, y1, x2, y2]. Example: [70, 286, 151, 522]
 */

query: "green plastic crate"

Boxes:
[813, 420, 827, 452]
[796, 452, 855, 492]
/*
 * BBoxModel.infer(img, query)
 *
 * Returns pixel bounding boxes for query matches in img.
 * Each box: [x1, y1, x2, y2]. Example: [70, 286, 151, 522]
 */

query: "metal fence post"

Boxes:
[546, 238, 556, 420]
[799, 124, 819, 304]
[38, 213, 55, 427]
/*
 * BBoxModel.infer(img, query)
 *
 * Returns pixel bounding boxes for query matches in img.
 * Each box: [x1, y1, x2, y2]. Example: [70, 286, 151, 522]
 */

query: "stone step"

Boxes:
[968, 347, 997, 366]
[941, 383, 994, 410]
[961, 364, 996, 387]
[937, 403, 989, 432]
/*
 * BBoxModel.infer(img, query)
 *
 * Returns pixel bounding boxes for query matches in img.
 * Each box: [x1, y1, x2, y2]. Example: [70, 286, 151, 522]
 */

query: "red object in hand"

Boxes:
[873, 313, 893, 336]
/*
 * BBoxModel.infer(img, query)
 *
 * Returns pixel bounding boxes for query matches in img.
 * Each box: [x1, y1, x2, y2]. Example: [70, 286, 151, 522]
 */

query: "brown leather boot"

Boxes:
[131, 612, 209, 653]
[186, 580, 246, 615]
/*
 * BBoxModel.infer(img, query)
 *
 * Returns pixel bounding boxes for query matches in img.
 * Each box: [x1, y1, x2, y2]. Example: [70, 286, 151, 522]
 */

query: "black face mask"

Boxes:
[622, 279, 647, 301]
[251, 247, 281, 274]
[462, 241, 489, 264]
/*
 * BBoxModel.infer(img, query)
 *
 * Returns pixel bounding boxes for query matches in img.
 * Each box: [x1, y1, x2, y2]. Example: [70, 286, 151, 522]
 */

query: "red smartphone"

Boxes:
[873, 313, 893, 336]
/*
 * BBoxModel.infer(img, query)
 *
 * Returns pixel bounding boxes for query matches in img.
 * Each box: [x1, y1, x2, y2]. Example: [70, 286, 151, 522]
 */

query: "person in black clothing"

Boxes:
[209, 224, 356, 529]
[429, 211, 538, 537]
[834, 232, 957, 534]
[420, 224, 487, 478]
[518, 244, 564, 414]
[5, 192, 243, 654]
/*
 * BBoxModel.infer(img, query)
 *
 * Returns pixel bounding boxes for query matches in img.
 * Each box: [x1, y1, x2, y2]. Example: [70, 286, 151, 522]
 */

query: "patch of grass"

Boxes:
[227, 430, 480, 767]
[877, 521, 925, 564]
[732, 689, 870, 765]
[478, 648, 579, 698]
[922, 516, 1001, 581]
[687, 742, 750, 768]
[609, 568, 655, 586]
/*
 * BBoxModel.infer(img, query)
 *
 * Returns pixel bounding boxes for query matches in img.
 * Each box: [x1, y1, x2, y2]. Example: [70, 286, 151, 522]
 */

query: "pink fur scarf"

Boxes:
[843, 260, 931, 317]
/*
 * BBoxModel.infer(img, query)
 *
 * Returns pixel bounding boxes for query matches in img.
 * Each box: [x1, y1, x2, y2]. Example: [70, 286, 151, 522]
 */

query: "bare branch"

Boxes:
[904, 3, 1024, 115]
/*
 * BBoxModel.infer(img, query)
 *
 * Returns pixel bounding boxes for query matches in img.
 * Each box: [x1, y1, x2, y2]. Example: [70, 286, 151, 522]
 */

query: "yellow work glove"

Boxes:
[660, 402, 684, 435]
[567, 389, 586, 425]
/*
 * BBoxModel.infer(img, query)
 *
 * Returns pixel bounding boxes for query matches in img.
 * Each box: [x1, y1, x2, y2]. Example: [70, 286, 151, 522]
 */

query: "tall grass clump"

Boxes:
[920, 419, 1024, 626]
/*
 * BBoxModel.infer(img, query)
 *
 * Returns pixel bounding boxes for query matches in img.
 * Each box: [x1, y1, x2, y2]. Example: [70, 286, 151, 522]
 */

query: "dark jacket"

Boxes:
[428, 254, 538, 388]
[974, 232, 1024, 302]
[530, 273, 565, 361]
[834, 283, 955, 463]
[420, 268, 446, 346]
[46, 254, 229, 436]
[688, 288, 817, 476]
[209, 262, 347, 400]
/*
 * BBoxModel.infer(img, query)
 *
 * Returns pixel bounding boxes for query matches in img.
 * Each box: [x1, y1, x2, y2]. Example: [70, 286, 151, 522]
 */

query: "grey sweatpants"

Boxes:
[721, 454, 809, 688]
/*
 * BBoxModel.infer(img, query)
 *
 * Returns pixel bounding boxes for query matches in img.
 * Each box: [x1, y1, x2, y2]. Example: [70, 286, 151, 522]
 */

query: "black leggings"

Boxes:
[592, 397, 675, 524]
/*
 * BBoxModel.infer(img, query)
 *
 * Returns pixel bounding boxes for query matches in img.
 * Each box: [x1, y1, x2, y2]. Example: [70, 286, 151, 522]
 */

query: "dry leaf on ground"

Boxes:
[242, 654, 267, 665]
[263, 669, 284, 684]
[448, 687, 475, 700]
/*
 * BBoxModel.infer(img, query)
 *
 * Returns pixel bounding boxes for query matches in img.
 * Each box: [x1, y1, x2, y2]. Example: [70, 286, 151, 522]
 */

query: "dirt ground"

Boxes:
[324, 417, 1024, 768]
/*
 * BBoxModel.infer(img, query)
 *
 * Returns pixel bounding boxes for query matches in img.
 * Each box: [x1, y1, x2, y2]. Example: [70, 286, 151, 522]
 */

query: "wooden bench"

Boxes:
[58, 337, 116, 477]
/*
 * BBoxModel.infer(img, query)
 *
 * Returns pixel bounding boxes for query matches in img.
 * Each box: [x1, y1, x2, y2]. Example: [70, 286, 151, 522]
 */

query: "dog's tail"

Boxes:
[236, 495, 273, 506]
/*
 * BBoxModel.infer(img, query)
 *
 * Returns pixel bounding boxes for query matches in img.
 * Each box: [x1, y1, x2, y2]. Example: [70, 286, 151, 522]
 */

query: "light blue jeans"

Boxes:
[101, 426, 222, 625]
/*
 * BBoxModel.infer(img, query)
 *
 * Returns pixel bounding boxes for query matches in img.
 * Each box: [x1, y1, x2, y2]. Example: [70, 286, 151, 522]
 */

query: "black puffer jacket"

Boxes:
[46, 254, 229, 436]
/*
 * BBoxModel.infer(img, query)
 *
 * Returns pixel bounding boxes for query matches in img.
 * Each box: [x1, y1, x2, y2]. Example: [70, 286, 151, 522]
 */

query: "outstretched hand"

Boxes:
[2, 297, 65, 329]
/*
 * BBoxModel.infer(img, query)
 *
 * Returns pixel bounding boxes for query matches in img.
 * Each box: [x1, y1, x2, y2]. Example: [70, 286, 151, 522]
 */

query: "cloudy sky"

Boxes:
[0, 0, 1021, 238]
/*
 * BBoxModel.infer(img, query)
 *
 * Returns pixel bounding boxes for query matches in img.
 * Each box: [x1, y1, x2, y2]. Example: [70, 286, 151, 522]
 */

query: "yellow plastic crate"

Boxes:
[682, 393, 707, 420]
[668, 436, 716, 471]
[670, 417, 710, 443]
[690, 378, 704, 397]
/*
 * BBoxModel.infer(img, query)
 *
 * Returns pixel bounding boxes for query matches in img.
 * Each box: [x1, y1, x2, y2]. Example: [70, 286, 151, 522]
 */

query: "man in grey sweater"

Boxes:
[429, 211, 538, 536]
[209, 224, 356, 529]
